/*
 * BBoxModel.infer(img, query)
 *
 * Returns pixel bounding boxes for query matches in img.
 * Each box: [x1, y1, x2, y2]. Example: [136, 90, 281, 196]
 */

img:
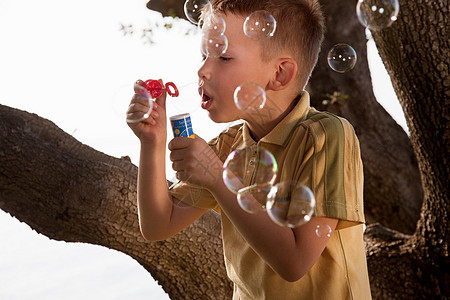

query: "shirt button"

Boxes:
[249, 159, 255, 166]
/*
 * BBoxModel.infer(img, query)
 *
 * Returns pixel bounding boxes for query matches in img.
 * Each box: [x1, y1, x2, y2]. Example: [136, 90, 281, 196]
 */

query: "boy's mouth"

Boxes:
[199, 87, 212, 110]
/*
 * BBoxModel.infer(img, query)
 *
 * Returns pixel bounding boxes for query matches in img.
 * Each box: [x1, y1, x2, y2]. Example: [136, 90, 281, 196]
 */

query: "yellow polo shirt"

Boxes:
[170, 92, 372, 299]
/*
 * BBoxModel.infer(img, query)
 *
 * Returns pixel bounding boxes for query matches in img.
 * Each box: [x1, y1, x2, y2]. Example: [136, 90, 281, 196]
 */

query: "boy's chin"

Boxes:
[208, 112, 239, 124]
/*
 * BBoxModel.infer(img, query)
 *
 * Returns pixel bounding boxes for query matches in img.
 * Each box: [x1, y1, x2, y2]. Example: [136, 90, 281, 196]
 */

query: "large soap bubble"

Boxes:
[356, 0, 399, 31]
[243, 10, 276, 40]
[184, 0, 211, 25]
[266, 182, 315, 228]
[125, 84, 154, 124]
[237, 183, 272, 214]
[327, 43, 357, 73]
[234, 82, 266, 112]
[223, 147, 277, 194]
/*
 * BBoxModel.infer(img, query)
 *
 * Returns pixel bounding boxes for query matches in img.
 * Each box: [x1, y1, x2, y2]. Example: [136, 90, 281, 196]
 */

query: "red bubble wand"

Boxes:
[143, 79, 179, 99]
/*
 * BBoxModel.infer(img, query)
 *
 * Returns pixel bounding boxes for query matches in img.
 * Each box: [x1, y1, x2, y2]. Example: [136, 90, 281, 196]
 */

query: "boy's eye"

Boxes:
[200, 55, 231, 62]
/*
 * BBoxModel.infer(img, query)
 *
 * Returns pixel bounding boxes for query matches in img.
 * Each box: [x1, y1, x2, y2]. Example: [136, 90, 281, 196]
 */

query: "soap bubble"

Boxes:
[200, 13, 228, 57]
[201, 33, 229, 58]
[223, 147, 277, 194]
[243, 10, 276, 40]
[327, 43, 357, 73]
[234, 82, 266, 112]
[315, 224, 332, 238]
[356, 0, 399, 31]
[237, 183, 272, 214]
[266, 182, 315, 228]
[111, 83, 133, 121]
[184, 0, 211, 25]
[126, 84, 154, 124]
[200, 11, 226, 35]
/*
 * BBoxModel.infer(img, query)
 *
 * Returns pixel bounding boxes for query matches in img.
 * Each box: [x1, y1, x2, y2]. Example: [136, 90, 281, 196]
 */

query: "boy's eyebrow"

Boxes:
[224, 48, 234, 55]
[224, 43, 236, 54]
[222, 44, 233, 55]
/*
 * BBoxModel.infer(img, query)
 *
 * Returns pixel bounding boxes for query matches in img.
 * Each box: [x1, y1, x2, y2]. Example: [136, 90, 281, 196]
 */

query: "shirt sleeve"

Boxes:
[289, 112, 365, 229]
[170, 180, 218, 209]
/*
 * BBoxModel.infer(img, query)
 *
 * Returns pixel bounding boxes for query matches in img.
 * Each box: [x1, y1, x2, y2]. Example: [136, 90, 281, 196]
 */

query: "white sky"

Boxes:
[0, 0, 406, 299]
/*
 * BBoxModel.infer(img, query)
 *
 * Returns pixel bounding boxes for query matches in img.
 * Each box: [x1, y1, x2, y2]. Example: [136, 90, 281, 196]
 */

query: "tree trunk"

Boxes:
[0, 105, 232, 300]
[308, 0, 423, 235]
[364, 0, 450, 297]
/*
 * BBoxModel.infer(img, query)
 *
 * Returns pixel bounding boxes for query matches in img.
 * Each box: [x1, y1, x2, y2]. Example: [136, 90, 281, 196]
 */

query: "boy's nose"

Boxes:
[197, 58, 212, 81]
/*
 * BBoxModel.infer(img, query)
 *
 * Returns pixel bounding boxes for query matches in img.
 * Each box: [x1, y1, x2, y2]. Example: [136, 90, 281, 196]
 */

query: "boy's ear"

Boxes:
[268, 58, 298, 91]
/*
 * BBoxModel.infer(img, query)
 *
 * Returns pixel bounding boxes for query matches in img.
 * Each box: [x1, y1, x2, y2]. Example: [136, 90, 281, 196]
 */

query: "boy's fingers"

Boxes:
[172, 161, 185, 172]
[175, 171, 189, 182]
[131, 94, 150, 106]
[169, 149, 185, 162]
[168, 137, 191, 150]
[134, 79, 149, 97]
[127, 102, 149, 114]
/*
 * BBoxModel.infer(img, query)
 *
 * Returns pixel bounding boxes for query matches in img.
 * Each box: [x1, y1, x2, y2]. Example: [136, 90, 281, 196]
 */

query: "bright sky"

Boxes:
[0, 0, 406, 299]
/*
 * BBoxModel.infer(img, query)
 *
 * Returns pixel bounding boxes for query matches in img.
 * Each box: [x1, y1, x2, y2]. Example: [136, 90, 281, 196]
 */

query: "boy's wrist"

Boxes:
[207, 175, 226, 196]
[140, 137, 166, 151]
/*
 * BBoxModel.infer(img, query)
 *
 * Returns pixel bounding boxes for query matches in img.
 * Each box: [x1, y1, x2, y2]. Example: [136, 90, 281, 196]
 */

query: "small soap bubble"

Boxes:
[201, 33, 229, 58]
[200, 12, 226, 35]
[200, 13, 228, 57]
[234, 82, 266, 112]
[356, 0, 399, 31]
[237, 183, 272, 214]
[223, 147, 278, 194]
[266, 182, 315, 228]
[243, 10, 277, 40]
[315, 224, 332, 238]
[327, 43, 357, 73]
[184, 0, 211, 25]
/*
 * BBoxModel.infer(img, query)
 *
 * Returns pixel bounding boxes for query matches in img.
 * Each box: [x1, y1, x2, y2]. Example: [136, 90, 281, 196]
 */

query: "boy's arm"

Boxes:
[128, 80, 207, 241]
[169, 136, 338, 282]
[137, 142, 208, 241]
[210, 179, 338, 282]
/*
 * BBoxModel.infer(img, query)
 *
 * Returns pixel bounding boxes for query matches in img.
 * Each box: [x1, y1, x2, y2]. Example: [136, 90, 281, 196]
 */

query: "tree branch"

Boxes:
[0, 104, 232, 299]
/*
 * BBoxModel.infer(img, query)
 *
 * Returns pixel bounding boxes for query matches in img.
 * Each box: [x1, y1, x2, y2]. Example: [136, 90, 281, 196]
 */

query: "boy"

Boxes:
[127, 0, 371, 299]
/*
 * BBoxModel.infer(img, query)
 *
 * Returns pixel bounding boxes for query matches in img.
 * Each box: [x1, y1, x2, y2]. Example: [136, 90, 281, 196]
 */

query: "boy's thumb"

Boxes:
[156, 79, 167, 109]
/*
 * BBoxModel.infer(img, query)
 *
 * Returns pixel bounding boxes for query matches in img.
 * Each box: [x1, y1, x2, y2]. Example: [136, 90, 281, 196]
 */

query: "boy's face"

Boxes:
[198, 12, 276, 123]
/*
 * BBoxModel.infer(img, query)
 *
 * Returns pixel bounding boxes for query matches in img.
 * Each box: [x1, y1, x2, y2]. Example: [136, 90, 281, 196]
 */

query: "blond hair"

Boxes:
[211, 0, 324, 91]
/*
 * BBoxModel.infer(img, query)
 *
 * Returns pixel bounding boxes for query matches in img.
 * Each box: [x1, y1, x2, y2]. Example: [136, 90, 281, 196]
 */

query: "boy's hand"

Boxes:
[127, 79, 167, 145]
[169, 135, 223, 191]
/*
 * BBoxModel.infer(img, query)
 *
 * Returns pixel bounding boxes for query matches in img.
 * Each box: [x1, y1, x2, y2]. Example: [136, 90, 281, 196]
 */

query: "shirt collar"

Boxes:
[242, 91, 311, 147]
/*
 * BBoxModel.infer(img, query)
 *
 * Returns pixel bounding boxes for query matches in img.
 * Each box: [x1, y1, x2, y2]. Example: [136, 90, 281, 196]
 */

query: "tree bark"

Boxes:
[0, 105, 232, 300]
[364, 1, 450, 297]
[370, 0, 449, 259]
[308, 0, 423, 235]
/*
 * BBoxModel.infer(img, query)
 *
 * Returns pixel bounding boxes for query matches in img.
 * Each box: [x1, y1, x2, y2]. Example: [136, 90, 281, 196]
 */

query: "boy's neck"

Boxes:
[246, 92, 302, 142]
